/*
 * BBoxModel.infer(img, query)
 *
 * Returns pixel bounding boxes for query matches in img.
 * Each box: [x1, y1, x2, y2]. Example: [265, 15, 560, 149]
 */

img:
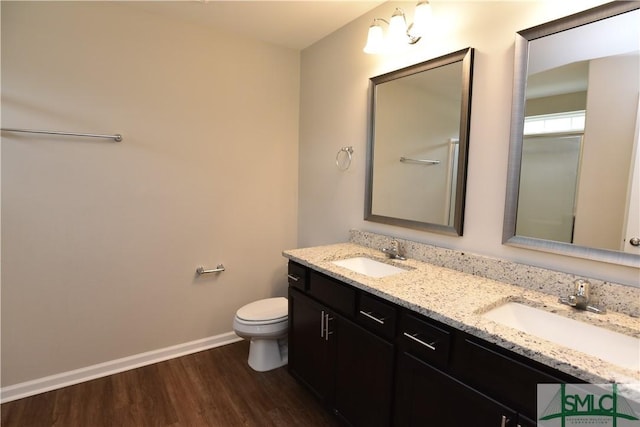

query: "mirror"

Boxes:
[504, 2, 640, 267]
[365, 48, 474, 235]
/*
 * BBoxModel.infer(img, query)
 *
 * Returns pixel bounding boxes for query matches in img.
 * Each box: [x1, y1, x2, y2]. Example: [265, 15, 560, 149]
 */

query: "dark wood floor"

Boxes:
[1, 341, 340, 427]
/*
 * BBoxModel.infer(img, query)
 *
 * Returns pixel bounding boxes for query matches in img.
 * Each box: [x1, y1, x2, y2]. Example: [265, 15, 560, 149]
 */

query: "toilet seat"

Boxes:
[236, 297, 287, 323]
[234, 316, 287, 326]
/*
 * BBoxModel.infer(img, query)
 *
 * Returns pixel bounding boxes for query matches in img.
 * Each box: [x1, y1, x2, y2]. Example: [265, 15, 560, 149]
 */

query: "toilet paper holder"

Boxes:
[196, 264, 226, 275]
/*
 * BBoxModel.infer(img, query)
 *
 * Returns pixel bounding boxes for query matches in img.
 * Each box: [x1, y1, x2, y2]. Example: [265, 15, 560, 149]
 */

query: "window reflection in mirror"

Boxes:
[366, 48, 474, 236]
[517, 112, 584, 243]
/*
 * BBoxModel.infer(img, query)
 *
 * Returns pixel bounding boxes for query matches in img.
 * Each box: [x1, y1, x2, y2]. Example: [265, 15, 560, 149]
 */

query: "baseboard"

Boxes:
[1, 331, 243, 403]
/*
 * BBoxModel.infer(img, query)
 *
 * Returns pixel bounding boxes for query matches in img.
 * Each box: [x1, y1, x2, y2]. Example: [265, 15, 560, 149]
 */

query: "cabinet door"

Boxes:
[334, 317, 394, 427]
[516, 414, 537, 427]
[288, 289, 334, 403]
[395, 352, 517, 427]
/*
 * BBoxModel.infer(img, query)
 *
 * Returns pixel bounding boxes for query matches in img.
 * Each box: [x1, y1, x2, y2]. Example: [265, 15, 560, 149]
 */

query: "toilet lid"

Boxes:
[236, 297, 288, 322]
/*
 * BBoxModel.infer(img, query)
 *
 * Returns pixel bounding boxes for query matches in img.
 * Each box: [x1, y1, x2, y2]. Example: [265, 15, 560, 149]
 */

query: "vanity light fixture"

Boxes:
[363, 1, 432, 54]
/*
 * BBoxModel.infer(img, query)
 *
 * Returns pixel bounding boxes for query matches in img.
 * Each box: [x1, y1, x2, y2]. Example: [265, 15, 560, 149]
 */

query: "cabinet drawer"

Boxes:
[458, 338, 570, 419]
[399, 313, 451, 369]
[288, 262, 308, 291]
[309, 271, 356, 317]
[356, 293, 397, 340]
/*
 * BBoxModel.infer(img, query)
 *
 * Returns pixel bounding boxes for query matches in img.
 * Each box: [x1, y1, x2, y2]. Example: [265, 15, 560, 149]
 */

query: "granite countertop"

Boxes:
[283, 243, 640, 385]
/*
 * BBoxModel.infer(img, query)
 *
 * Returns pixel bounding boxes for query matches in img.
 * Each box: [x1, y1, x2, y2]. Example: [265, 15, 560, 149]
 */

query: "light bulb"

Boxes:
[411, 1, 432, 38]
[363, 23, 385, 54]
[388, 9, 408, 48]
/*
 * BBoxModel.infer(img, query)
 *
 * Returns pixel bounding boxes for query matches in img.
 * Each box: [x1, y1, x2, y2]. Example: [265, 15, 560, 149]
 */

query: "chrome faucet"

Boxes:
[559, 279, 606, 314]
[381, 239, 406, 260]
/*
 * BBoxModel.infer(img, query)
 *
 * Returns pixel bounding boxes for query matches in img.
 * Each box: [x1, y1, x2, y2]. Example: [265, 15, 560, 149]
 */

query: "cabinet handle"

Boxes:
[403, 332, 436, 351]
[287, 274, 300, 282]
[359, 310, 385, 325]
[324, 313, 334, 341]
[320, 311, 325, 338]
[500, 415, 509, 427]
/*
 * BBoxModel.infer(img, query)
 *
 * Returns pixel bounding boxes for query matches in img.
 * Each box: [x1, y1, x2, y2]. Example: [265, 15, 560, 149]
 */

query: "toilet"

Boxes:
[233, 297, 288, 372]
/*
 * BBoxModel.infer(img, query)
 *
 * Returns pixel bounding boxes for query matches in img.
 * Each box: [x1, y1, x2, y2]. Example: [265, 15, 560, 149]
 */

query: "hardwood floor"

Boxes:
[1, 341, 340, 427]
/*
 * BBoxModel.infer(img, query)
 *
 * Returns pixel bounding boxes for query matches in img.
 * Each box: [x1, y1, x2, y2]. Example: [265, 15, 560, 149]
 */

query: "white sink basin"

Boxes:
[331, 257, 408, 278]
[483, 302, 640, 371]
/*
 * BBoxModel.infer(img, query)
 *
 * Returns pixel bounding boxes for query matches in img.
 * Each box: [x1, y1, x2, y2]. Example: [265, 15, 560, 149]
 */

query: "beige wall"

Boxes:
[298, 0, 639, 286]
[3, 0, 639, 390]
[1, 2, 299, 386]
[573, 54, 640, 250]
[525, 91, 587, 116]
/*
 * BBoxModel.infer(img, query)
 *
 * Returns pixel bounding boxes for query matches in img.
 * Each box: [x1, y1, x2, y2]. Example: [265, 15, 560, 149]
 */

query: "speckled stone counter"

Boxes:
[349, 230, 640, 317]
[283, 242, 640, 385]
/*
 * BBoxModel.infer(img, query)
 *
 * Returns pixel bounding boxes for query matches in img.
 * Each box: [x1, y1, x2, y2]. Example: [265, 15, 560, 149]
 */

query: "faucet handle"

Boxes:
[559, 295, 577, 307]
[586, 304, 606, 314]
[574, 279, 590, 297]
[381, 239, 406, 260]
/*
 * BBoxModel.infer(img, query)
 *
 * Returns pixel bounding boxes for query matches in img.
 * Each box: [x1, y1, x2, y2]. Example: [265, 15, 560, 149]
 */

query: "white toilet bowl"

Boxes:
[233, 297, 288, 372]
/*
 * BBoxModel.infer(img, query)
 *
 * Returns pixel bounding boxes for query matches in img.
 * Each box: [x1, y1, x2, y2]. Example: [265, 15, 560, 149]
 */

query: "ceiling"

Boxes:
[526, 61, 588, 99]
[123, 1, 386, 50]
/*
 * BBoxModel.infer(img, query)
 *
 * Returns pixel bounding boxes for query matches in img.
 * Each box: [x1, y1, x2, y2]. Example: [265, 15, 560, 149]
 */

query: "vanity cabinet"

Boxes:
[395, 351, 518, 426]
[454, 337, 574, 420]
[288, 289, 334, 402]
[394, 310, 559, 426]
[287, 261, 582, 427]
[288, 266, 395, 427]
[334, 310, 395, 426]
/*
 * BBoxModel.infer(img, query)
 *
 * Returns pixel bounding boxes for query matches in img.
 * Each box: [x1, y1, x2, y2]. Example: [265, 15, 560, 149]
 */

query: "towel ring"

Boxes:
[336, 146, 354, 171]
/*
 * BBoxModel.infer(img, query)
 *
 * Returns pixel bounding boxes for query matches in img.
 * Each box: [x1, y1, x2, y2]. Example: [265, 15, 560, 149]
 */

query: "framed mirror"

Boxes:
[365, 48, 474, 235]
[503, 2, 640, 267]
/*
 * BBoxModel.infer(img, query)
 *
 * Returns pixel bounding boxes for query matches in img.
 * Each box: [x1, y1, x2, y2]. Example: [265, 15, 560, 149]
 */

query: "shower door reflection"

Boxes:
[516, 134, 582, 243]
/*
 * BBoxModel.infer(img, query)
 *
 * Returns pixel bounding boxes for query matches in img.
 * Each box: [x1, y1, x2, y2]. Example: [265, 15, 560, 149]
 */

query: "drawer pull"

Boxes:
[403, 332, 436, 351]
[325, 313, 334, 341]
[359, 310, 385, 325]
[287, 274, 300, 282]
[500, 415, 509, 427]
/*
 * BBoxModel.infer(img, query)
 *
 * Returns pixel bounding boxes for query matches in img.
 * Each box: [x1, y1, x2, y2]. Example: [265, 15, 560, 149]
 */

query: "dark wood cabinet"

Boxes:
[395, 352, 517, 427]
[287, 261, 308, 291]
[287, 261, 582, 427]
[394, 310, 551, 427]
[454, 337, 571, 420]
[356, 292, 397, 341]
[516, 414, 537, 427]
[399, 312, 451, 369]
[334, 316, 394, 427]
[288, 269, 395, 427]
[288, 289, 334, 402]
